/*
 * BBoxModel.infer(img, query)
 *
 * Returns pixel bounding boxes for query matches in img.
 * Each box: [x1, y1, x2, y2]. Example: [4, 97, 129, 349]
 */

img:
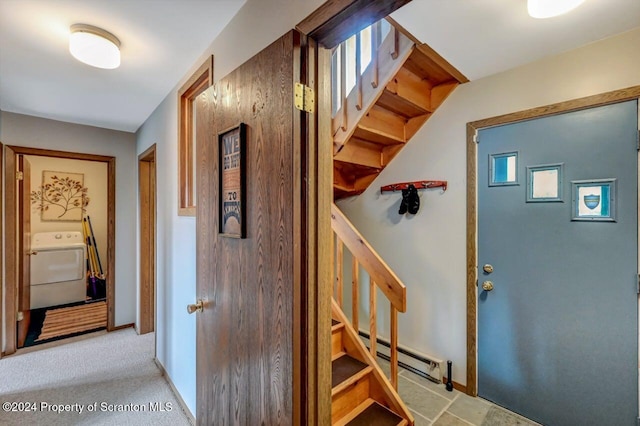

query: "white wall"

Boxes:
[25, 155, 108, 277]
[1, 112, 137, 350]
[135, 0, 325, 416]
[337, 28, 640, 386]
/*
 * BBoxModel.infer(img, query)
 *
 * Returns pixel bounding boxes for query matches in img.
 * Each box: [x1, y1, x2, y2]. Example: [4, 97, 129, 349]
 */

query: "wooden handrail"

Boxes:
[332, 202, 407, 391]
[331, 203, 406, 312]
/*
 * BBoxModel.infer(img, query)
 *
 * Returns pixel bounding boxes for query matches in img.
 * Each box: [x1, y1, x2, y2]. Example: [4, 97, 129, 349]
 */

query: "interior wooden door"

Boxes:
[195, 30, 319, 425]
[17, 155, 31, 348]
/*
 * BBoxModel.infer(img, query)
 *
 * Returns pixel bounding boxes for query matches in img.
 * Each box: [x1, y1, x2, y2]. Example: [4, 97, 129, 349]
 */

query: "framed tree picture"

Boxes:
[32, 170, 89, 222]
[218, 123, 246, 238]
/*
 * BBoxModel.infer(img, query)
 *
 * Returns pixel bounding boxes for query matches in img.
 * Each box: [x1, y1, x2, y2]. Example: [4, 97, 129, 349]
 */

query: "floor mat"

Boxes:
[481, 406, 539, 425]
[24, 301, 107, 347]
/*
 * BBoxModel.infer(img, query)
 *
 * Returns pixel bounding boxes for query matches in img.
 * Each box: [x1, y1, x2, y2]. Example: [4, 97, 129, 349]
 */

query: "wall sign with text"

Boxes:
[219, 123, 246, 238]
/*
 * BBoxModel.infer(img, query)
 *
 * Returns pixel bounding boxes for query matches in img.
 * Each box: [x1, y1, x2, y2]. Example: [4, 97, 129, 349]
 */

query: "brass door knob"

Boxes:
[482, 281, 494, 291]
[27, 250, 38, 256]
[187, 300, 204, 314]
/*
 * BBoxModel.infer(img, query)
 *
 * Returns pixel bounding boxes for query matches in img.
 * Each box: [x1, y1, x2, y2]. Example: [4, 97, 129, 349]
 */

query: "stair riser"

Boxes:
[332, 375, 371, 423]
[332, 329, 344, 357]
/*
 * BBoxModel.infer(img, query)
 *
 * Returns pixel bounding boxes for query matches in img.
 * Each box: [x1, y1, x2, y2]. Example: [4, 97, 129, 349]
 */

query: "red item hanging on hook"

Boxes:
[380, 180, 447, 193]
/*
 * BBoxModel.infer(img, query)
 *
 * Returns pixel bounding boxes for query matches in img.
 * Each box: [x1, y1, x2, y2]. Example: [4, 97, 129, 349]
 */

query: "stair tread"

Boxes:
[332, 354, 369, 388]
[346, 401, 404, 426]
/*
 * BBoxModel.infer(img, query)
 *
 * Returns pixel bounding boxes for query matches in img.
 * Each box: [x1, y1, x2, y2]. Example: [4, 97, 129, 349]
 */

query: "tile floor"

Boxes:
[377, 358, 541, 426]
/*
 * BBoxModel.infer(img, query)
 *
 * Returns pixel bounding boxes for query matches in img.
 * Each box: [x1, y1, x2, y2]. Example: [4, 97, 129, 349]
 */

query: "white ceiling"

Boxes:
[392, 0, 640, 81]
[0, 0, 246, 132]
[1, 0, 638, 133]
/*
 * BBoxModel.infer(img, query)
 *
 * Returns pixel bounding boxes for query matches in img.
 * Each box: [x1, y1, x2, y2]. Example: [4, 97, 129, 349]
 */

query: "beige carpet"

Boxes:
[0, 329, 192, 425]
[36, 301, 107, 342]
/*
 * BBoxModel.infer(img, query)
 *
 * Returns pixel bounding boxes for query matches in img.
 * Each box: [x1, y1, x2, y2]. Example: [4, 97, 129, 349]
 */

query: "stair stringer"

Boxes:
[332, 299, 414, 425]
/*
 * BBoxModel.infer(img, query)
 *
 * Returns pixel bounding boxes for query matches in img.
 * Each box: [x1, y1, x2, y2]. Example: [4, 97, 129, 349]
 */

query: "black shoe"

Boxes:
[399, 188, 409, 214]
[407, 184, 420, 214]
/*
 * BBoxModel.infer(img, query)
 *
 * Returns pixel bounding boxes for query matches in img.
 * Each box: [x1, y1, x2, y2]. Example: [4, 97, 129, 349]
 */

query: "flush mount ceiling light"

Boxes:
[69, 24, 121, 69]
[528, 0, 585, 18]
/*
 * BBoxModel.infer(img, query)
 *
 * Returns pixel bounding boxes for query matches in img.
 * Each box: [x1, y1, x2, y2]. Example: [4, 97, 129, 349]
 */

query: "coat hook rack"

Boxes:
[380, 180, 448, 193]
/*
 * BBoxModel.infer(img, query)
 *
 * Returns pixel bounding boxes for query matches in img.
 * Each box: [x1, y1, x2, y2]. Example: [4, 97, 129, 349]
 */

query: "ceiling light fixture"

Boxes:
[69, 24, 121, 69]
[527, 0, 585, 18]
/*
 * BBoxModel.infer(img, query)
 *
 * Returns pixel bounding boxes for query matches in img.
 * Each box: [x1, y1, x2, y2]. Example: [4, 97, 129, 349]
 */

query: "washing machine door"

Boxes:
[30, 247, 85, 285]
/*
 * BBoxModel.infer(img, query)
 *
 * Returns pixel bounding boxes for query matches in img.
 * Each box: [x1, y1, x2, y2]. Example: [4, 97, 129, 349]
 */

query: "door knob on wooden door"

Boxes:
[482, 281, 494, 291]
[187, 300, 204, 314]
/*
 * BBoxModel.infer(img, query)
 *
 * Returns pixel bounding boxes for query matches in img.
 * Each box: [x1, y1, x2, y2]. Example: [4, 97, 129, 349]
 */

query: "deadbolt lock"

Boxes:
[482, 281, 494, 291]
[483, 264, 494, 274]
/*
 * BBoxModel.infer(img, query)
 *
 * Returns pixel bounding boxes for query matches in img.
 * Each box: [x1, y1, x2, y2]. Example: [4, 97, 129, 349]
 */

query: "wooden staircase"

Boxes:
[332, 303, 411, 425]
[333, 19, 467, 199]
[331, 204, 413, 425]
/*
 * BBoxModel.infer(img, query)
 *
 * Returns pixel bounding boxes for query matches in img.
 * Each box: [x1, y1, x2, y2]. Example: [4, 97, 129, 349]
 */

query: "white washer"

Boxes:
[30, 231, 87, 309]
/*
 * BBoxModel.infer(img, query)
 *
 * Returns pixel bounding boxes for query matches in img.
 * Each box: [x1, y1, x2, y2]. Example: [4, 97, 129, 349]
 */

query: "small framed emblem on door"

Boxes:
[571, 178, 616, 222]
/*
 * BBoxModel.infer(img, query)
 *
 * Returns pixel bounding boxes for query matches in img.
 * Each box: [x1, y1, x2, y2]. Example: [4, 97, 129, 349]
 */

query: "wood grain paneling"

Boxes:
[466, 85, 640, 397]
[197, 32, 298, 425]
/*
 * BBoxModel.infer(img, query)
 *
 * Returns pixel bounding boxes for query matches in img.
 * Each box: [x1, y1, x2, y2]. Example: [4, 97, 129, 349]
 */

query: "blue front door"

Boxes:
[477, 100, 639, 425]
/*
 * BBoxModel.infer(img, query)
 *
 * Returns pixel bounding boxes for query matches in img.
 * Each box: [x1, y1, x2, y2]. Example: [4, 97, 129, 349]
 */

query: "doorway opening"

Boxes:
[138, 144, 156, 335]
[4, 146, 116, 355]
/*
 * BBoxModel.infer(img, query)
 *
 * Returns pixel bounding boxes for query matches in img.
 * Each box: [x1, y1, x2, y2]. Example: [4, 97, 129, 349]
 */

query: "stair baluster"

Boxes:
[351, 257, 359, 331]
[355, 31, 362, 111]
[369, 277, 377, 358]
[340, 43, 348, 132]
[335, 238, 344, 307]
[371, 21, 380, 89]
[390, 303, 398, 390]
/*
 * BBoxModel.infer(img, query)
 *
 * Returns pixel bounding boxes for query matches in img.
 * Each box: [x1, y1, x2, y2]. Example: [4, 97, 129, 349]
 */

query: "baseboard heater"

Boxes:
[358, 330, 444, 384]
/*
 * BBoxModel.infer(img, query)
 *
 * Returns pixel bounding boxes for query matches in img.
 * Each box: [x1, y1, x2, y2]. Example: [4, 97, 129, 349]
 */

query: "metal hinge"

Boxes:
[17, 311, 24, 321]
[637, 274, 640, 294]
[473, 133, 479, 144]
[637, 130, 640, 151]
[16, 171, 24, 181]
[294, 82, 315, 113]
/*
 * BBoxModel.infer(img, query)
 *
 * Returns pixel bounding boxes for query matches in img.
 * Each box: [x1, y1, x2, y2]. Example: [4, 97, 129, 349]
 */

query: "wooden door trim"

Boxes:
[296, 0, 413, 48]
[0, 141, 2, 358]
[466, 85, 640, 396]
[4, 145, 117, 355]
[138, 144, 156, 335]
[295, 1, 412, 422]
[291, 33, 333, 425]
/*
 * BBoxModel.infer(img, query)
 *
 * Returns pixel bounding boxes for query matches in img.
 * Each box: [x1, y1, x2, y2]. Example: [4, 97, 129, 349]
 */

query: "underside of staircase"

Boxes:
[331, 300, 412, 425]
[333, 20, 467, 199]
